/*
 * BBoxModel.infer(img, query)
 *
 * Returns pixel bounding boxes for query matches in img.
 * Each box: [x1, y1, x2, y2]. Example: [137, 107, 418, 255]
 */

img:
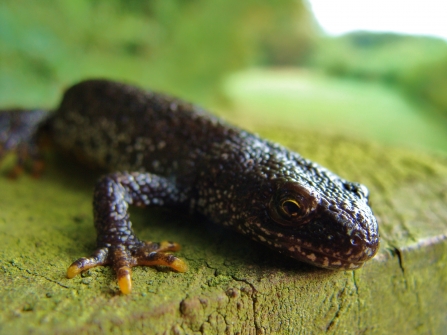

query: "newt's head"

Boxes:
[243, 168, 379, 270]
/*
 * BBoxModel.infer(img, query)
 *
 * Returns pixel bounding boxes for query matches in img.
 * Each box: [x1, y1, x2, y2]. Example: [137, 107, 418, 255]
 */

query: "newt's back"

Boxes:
[49, 79, 240, 179]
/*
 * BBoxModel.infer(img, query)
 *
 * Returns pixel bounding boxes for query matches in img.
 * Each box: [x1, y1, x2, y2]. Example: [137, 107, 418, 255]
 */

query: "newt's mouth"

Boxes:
[246, 210, 379, 270]
[284, 240, 379, 270]
[266, 209, 380, 270]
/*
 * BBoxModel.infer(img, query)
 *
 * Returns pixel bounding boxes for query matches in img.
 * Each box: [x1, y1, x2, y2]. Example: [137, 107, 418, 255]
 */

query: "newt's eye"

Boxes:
[269, 181, 319, 226]
[281, 200, 303, 218]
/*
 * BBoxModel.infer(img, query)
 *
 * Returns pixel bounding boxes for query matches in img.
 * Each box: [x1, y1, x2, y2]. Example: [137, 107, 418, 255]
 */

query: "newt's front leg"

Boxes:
[66, 172, 188, 294]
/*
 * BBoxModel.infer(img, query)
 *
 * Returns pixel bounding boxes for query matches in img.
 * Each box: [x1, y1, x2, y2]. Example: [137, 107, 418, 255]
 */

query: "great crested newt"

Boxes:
[0, 79, 379, 294]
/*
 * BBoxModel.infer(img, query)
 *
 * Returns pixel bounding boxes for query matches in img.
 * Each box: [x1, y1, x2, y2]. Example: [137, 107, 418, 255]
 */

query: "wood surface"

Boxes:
[1, 127, 446, 335]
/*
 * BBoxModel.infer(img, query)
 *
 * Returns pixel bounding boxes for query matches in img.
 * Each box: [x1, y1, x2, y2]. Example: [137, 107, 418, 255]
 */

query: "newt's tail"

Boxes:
[0, 109, 50, 177]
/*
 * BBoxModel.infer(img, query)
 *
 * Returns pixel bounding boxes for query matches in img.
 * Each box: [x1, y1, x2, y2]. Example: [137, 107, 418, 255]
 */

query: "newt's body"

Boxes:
[0, 79, 379, 294]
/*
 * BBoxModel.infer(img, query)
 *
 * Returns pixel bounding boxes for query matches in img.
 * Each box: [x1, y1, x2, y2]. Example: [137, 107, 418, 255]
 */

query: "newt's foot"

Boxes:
[67, 241, 187, 294]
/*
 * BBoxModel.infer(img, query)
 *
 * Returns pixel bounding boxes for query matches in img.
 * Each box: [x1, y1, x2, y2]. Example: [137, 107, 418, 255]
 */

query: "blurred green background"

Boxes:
[1, 0, 447, 154]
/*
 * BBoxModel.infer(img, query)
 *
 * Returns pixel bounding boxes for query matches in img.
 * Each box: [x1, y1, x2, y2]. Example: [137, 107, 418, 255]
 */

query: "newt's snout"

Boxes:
[275, 205, 379, 270]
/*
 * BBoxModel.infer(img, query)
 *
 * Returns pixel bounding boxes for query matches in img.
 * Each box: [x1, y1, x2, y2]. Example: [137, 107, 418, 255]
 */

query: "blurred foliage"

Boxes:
[0, 0, 316, 107]
[310, 31, 447, 117]
[311, 32, 447, 83]
[400, 56, 447, 117]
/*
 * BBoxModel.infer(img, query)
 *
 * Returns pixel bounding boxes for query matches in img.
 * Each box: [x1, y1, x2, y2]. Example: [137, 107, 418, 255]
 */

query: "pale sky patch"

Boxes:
[306, 0, 447, 40]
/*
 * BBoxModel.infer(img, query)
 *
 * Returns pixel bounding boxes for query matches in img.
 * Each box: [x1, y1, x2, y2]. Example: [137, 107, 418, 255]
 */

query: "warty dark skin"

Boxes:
[0, 79, 379, 294]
